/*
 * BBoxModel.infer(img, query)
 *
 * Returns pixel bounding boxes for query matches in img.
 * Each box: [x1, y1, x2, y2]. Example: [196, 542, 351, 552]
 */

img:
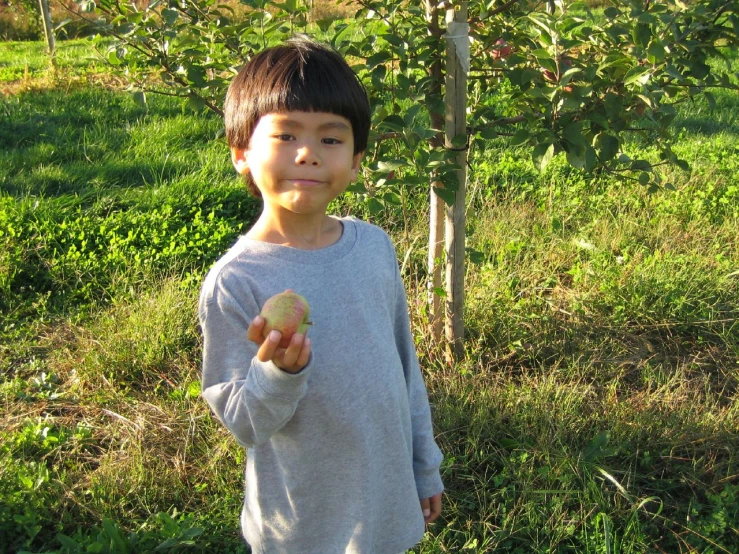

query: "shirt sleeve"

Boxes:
[199, 279, 311, 447]
[387, 238, 445, 500]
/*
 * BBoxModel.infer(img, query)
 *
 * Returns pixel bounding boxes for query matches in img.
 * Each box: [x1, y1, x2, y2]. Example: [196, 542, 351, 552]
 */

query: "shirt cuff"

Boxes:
[252, 353, 313, 400]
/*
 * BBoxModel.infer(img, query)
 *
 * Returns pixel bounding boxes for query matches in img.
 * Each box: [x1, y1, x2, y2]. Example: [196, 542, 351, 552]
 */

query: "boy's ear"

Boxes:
[351, 151, 364, 179]
[231, 147, 250, 175]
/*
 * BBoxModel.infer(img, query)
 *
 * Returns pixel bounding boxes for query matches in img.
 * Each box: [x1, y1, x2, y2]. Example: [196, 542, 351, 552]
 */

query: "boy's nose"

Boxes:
[295, 145, 320, 166]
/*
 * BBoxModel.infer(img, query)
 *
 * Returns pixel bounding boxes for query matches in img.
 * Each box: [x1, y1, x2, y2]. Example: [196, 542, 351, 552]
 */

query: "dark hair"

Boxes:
[224, 36, 371, 197]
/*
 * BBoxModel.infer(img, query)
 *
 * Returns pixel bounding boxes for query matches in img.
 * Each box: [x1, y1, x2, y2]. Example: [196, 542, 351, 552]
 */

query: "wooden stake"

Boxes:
[425, 0, 446, 343]
[444, 1, 468, 359]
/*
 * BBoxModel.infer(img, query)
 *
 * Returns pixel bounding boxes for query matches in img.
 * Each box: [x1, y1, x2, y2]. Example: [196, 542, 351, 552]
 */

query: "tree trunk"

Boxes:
[444, 2, 468, 359]
[38, 0, 57, 68]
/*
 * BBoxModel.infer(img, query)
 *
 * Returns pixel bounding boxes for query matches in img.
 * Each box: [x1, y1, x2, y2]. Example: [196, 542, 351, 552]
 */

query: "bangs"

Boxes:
[261, 56, 361, 122]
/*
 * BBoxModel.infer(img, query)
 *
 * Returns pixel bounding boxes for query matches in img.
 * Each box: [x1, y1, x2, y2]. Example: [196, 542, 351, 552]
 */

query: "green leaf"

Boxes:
[531, 48, 553, 61]
[566, 147, 586, 169]
[466, 248, 485, 265]
[366, 51, 391, 69]
[187, 94, 206, 112]
[333, 24, 355, 47]
[511, 128, 530, 146]
[380, 114, 405, 132]
[450, 134, 467, 149]
[604, 92, 624, 117]
[433, 186, 457, 206]
[317, 18, 333, 32]
[630, 160, 651, 171]
[584, 146, 598, 171]
[533, 142, 555, 172]
[595, 133, 619, 162]
[107, 50, 122, 66]
[101, 518, 127, 552]
[623, 66, 651, 87]
[367, 198, 384, 214]
[377, 160, 406, 172]
[688, 60, 711, 80]
[647, 40, 665, 64]
[704, 91, 716, 110]
[633, 23, 651, 47]
[560, 67, 583, 86]
[675, 158, 691, 172]
[187, 65, 207, 87]
[562, 121, 587, 147]
[539, 57, 557, 73]
[131, 90, 147, 109]
[382, 34, 405, 47]
[479, 128, 499, 140]
[162, 8, 179, 26]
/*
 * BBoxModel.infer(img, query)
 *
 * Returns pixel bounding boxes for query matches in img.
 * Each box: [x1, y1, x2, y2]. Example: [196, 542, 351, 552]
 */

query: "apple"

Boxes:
[541, 56, 573, 83]
[491, 38, 513, 60]
[541, 68, 557, 82]
[260, 290, 312, 348]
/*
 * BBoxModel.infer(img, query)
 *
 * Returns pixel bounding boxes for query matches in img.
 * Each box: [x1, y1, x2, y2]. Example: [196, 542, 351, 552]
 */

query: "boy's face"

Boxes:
[231, 111, 363, 217]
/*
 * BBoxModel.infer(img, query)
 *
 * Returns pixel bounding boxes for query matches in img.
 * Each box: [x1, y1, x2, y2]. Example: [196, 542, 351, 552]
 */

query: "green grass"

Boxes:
[0, 39, 109, 82]
[1, 40, 738, 554]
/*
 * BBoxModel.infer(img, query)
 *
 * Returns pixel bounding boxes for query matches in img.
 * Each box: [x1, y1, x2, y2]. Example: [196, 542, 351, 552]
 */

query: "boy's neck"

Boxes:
[246, 210, 343, 250]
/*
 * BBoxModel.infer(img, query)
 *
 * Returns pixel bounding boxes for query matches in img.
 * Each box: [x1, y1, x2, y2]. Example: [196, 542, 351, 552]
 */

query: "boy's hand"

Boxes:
[247, 316, 311, 374]
[421, 492, 442, 526]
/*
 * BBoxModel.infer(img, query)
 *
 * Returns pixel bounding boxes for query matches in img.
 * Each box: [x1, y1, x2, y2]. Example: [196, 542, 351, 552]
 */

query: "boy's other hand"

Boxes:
[247, 315, 311, 374]
[420, 492, 442, 526]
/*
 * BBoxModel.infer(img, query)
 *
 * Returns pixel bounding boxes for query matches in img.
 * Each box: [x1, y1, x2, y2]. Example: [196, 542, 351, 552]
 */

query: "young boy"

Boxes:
[199, 36, 444, 554]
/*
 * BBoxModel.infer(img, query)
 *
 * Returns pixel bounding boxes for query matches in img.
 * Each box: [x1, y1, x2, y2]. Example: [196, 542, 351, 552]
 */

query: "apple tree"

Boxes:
[74, 0, 739, 356]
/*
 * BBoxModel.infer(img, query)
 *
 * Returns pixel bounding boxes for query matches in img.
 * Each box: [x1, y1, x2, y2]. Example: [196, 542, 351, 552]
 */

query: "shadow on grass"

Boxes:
[2, 158, 194, 197]
[0, 84, 217, 198]
[672, 85, 739, 137]
[675, 114, 739, 137]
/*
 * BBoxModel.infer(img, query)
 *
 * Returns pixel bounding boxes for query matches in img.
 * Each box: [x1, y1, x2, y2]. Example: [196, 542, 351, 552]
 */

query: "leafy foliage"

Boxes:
[75, 0, 738, 200]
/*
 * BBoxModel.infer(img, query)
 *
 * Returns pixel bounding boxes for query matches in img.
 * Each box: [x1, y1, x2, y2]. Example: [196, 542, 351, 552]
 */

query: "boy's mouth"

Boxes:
[288, 179, 323, 187]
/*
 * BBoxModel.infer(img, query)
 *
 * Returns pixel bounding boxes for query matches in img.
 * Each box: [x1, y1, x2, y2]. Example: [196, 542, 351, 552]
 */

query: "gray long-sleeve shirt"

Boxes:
[199, 217, 444, 554]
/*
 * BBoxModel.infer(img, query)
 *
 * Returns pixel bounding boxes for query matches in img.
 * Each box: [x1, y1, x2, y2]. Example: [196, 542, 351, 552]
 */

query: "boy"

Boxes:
[199, 36, 444, 554]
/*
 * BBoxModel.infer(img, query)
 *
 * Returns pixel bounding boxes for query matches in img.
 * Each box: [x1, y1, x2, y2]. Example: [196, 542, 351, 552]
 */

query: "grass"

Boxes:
[0, 39, 110, 84]
[1, 38, 738, 553]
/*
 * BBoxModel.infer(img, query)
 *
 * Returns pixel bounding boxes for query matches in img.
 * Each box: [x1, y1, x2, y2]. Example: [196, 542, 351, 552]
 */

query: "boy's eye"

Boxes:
[322, 138, 342, 145]
[274, 134, 294, 141]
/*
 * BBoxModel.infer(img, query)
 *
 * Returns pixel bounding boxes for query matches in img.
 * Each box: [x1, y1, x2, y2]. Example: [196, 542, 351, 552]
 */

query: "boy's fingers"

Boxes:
[279, 334, 308, 370]
[256, 329, 281, 362]
[420, 497, 431, 519]
[421, 493, 442, 525]
[295, 337, 311, 368]
[247, 316, 266, 344]
[429, 493, 442, 523]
